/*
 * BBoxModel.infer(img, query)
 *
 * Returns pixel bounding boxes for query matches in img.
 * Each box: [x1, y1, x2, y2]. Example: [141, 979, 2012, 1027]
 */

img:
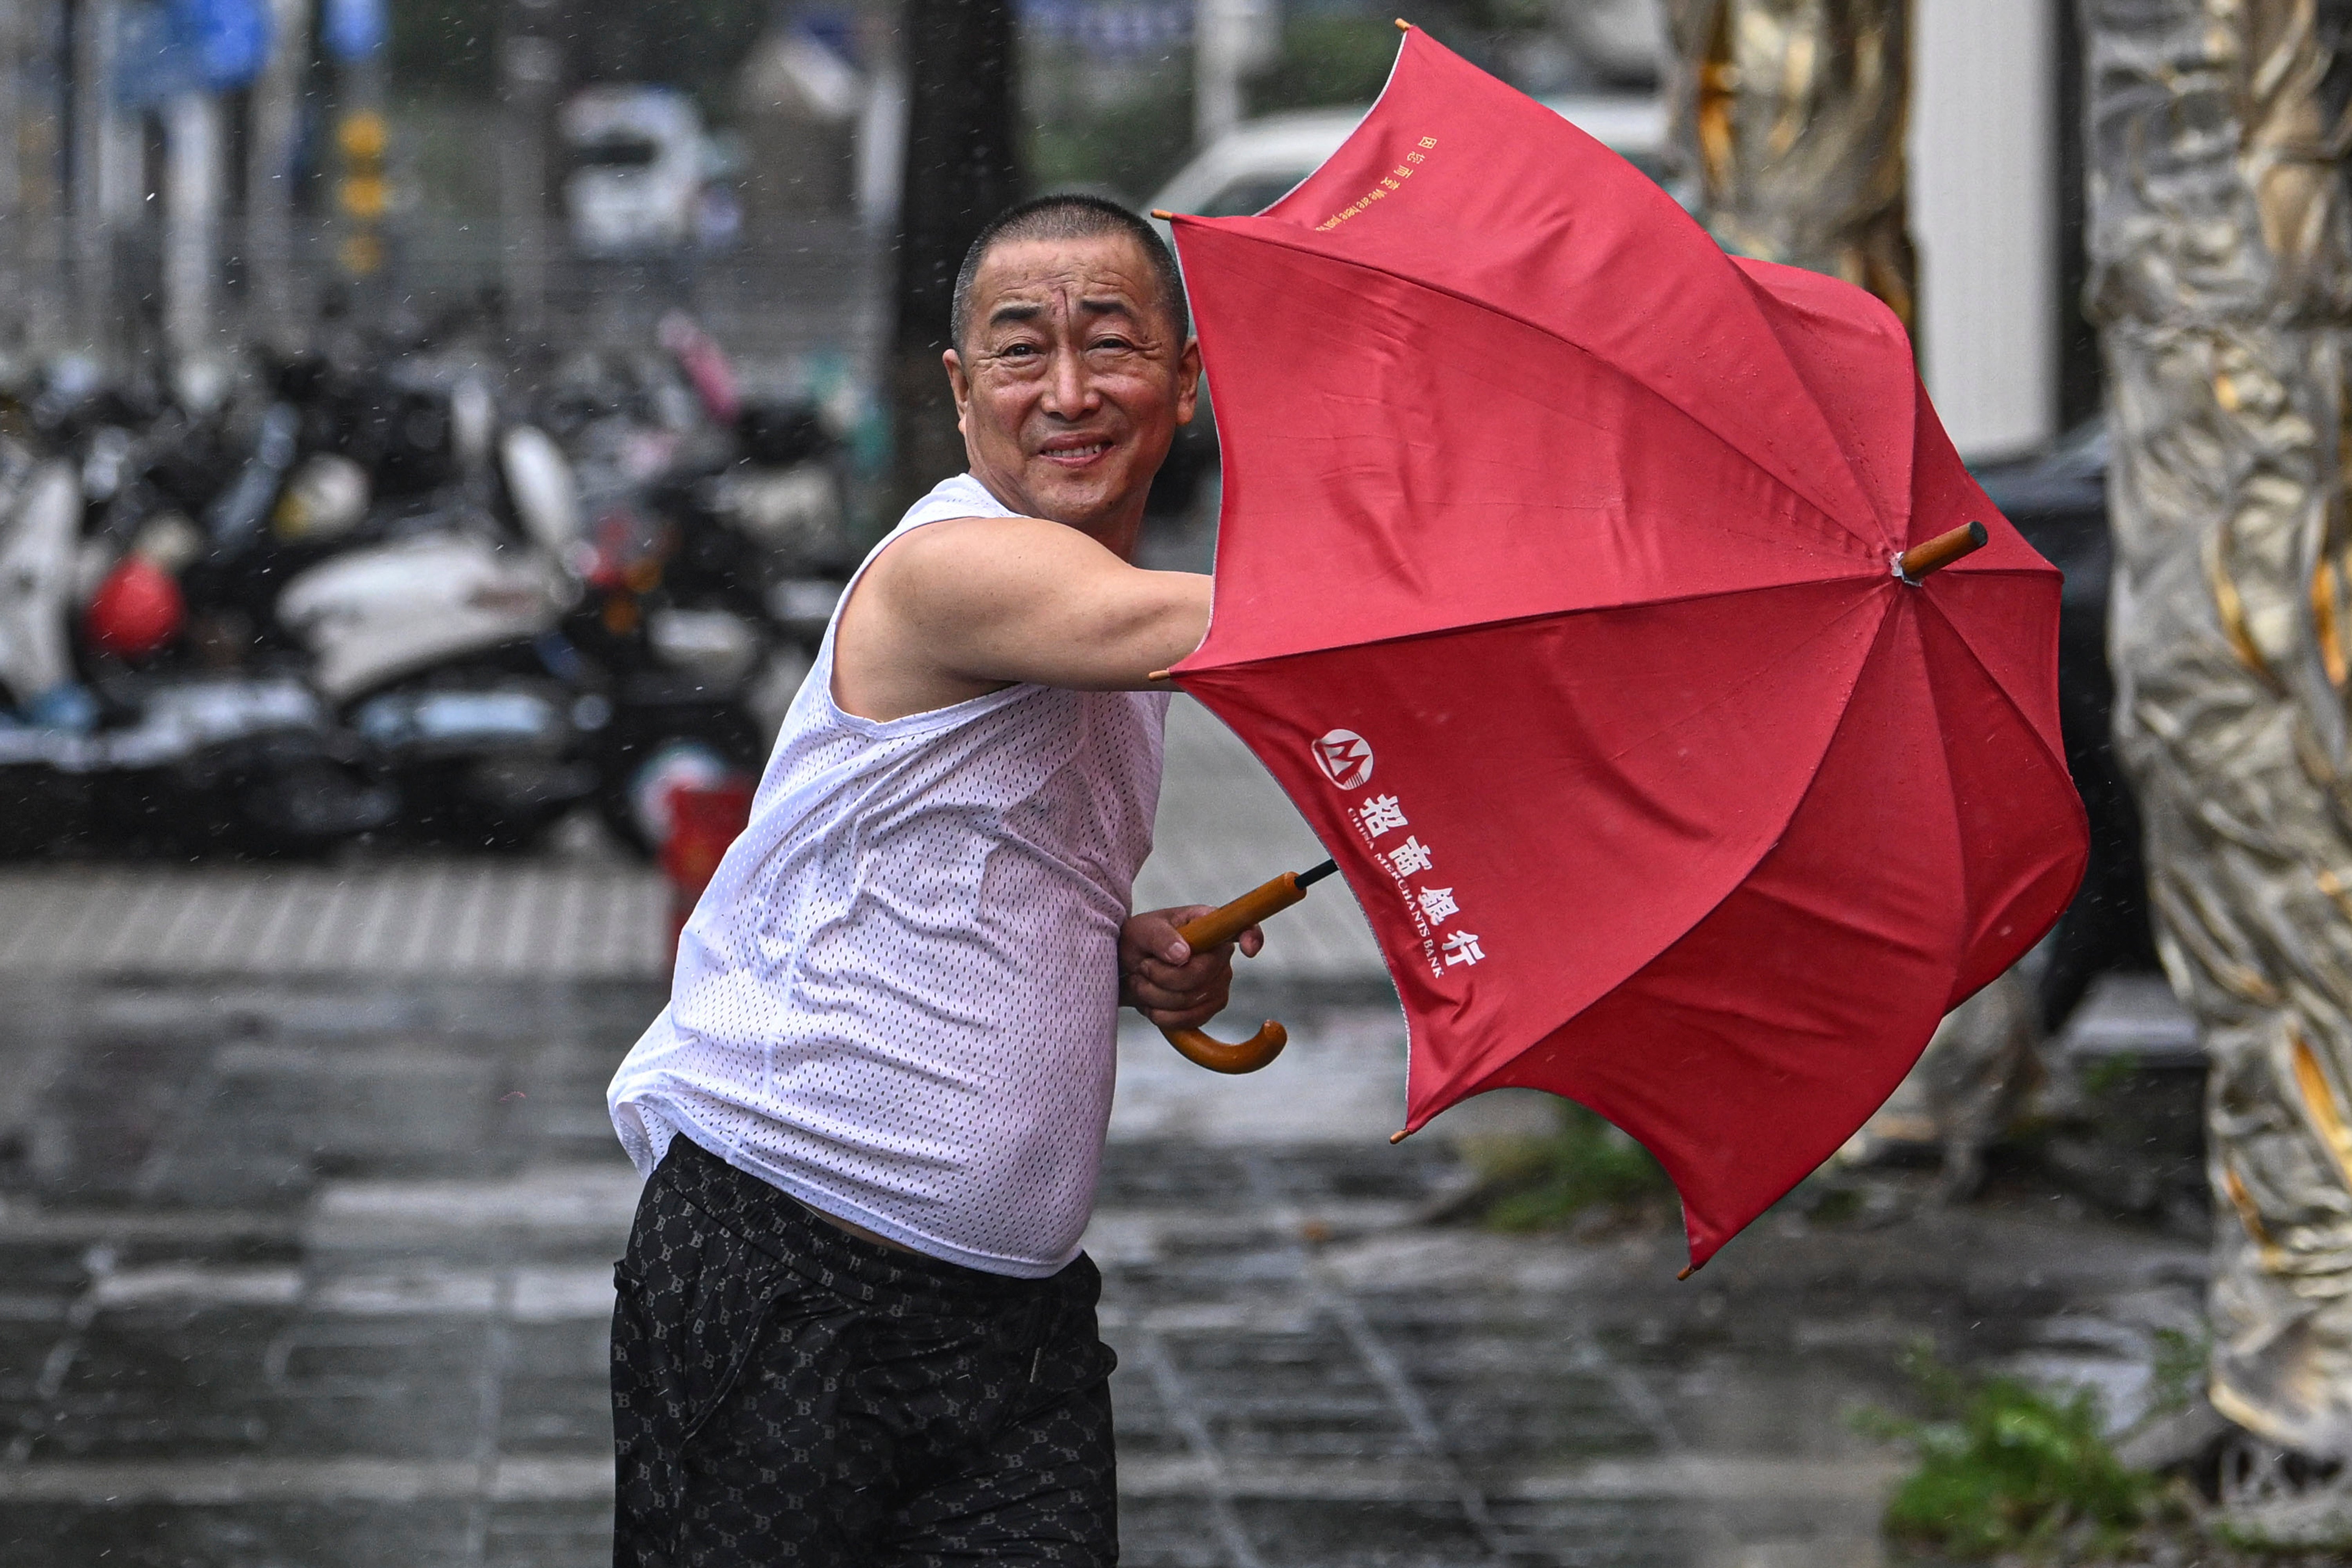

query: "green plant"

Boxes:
[2079, 1051, 2141, 1098]
[1466, 1102, 1669, 1232]
[1862, 1341, 2161, 1562]
[2147, 1326, 2210, 1420]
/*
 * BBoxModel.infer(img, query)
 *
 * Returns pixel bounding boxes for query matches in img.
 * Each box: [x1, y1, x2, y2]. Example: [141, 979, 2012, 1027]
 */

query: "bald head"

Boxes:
[950, 195, 1189, 352]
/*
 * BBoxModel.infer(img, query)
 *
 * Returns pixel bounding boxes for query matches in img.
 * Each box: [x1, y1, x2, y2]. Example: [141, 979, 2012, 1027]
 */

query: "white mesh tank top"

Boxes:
[607, 473, 1171, 1277]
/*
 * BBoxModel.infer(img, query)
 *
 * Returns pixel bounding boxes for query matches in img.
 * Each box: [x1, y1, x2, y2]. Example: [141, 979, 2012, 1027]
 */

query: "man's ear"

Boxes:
[1174, 338, 1203, 426]
[944, 348, 970, 435]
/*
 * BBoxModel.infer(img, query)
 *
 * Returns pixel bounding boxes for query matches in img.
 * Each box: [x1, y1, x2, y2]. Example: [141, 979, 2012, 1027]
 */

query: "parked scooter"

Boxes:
[0, 402, 396, 858]
[521, 335, 842, 855]
[273, 409, 599, 850]
[2, 317, 868, 862]
[0, 442, 94, 855]
[555, 377, 852, 854]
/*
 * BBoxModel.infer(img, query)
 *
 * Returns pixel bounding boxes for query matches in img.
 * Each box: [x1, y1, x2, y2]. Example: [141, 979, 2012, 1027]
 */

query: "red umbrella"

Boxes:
[1156, 27, 2088, 1272]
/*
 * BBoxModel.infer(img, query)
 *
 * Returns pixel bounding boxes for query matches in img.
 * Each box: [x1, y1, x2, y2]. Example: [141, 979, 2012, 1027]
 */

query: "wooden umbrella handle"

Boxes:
[1155, 872, 1311, 1074]
[1160, 1018, 1291, 1073]
[1894, 521, 1989, 583]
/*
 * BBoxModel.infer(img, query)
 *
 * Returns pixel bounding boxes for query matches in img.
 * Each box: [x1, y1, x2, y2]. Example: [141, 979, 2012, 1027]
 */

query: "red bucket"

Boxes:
[660, 778, 754, 961]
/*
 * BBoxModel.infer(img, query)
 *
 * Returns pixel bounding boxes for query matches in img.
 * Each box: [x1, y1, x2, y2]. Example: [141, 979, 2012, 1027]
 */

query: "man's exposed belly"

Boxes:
[802, 1194, 921, 1256]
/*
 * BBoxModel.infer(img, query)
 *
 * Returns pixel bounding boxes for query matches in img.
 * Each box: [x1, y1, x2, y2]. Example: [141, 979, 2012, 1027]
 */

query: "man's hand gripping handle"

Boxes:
[1159, 861, 1335, 1074]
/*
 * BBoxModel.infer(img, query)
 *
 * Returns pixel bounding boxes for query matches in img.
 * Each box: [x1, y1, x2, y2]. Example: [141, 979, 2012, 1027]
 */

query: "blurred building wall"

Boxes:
[737, 25, 861, 236]
[1909, 0, 2056, 460]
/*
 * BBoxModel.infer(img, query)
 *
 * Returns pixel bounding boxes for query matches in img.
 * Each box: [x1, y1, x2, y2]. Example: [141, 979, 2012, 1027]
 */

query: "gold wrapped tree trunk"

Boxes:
[1661, 0, 1918, 329]
[2085, 0, 2352, 1456]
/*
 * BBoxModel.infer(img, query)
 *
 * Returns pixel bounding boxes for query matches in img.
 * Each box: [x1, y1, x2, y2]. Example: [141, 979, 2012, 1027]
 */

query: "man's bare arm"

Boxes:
[834, 515, 1209, 721]
[890, 515, 1207, 688]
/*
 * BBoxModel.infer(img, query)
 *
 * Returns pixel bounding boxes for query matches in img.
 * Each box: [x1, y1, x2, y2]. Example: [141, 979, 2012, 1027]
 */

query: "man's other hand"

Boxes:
[1119, 906, 1265, 1030]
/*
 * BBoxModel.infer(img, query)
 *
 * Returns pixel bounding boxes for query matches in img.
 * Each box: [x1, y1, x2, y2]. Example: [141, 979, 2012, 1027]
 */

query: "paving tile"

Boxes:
[1479, 1499, 1704, 1568]
[482, 1500, 612, 1568]
[1171, 1330, 1414, 1456]
[0, 864, 673, 982]
[37, 1031, 218, 1203]
[1230, 1497, 1493, 1566]
[496, 1322, 614, 1455]
[39, 1312, 491, 1465]
[1111, 1495, 1236, 1568]
[495, 1384, 612, 1457]
[1102, 1360, 1186, 1461]
[0, 1499, 478, 1567]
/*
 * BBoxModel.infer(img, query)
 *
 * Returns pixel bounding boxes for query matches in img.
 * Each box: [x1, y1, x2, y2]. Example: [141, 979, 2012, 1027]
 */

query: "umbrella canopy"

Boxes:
[1164, 28, 2089, 1270]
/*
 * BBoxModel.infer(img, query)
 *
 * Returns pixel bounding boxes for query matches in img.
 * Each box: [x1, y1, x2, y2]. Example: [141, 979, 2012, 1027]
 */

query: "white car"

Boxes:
[1149, 94, 1669, 222]
[562, 86, 709, 255]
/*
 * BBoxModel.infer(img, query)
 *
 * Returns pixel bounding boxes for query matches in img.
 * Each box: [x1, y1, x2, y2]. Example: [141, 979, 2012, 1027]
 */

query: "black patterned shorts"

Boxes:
[611, 1135, 1119, 1566]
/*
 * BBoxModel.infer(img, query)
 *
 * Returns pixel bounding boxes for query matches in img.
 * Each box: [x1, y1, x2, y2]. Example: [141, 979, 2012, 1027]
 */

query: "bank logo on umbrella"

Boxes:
[1312, 729, 1374, 788]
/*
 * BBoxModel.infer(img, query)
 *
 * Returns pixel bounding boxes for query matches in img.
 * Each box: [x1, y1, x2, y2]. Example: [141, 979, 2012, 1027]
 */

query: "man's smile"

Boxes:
[1037, 434, 1116, 467]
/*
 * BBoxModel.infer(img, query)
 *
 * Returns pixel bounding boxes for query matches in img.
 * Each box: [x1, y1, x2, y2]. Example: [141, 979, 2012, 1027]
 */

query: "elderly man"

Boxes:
[606, 194, 1246, 1565]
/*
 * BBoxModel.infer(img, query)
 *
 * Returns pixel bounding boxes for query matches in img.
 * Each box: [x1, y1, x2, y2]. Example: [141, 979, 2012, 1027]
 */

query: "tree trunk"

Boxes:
[888, 0, 1021, 522]
[2085, 0, 2352, 1459]
[1660, 0, 1917, 330]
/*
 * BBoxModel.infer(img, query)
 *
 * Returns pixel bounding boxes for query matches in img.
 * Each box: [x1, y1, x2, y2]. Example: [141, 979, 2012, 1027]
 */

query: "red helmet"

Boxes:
[85, 555, 185, 658]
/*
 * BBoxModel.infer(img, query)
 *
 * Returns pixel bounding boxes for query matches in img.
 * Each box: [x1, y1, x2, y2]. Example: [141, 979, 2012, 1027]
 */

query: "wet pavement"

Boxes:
[0, 698, 2212, 1564]
[0, 968, 2209, 1568]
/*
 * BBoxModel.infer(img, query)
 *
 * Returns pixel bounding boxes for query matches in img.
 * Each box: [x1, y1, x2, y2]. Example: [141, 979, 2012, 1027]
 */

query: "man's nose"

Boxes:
[1040, 347, 1097, 416]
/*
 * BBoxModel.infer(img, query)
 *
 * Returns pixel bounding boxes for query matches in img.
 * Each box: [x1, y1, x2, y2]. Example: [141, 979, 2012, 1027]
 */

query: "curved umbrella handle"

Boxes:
[1151, 864, 1334, 1075]
[1159, 1018, 1290, 1074]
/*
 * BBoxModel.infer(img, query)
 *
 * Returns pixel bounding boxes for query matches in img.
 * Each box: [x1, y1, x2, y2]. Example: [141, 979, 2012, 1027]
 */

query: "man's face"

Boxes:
[945, 233, 1200, 543]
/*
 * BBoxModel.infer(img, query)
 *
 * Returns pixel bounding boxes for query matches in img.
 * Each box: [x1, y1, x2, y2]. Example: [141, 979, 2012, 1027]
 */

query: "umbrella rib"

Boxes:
[1907, 598, 1981, 993]
[1185, 219, 1886, 547]
[1916, 592, 2079, 797]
